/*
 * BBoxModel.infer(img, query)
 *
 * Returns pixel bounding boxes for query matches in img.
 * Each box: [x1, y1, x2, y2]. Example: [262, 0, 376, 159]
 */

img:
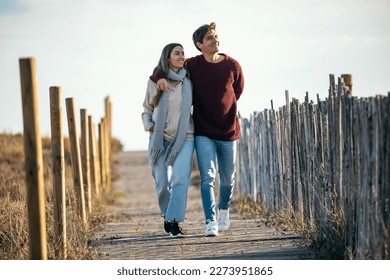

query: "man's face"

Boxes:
[199, 30, 219, 54]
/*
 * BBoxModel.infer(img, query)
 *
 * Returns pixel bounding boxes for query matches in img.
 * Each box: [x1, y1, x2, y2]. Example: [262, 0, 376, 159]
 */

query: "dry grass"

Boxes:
[231, 196, 305, 231]
[230, 196, 346, 259]
[0, 133, 118, 260]
[308, 207, 346, 260]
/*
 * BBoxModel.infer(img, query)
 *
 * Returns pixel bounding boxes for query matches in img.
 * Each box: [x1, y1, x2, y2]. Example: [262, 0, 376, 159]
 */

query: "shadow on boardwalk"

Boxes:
[93, 151, 317, 260]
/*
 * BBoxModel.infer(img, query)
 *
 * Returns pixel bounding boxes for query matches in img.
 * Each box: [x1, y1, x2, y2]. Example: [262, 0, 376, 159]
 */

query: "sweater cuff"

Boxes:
[144, 122, 154, 132]
[149, 67, 166, 83]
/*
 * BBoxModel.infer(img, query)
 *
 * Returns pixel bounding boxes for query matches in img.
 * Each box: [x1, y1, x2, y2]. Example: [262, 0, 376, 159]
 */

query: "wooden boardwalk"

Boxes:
[94, 151, 316, 260]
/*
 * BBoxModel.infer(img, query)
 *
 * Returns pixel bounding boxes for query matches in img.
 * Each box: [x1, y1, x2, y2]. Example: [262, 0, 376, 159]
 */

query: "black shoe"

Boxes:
[164, 221, 172, 234]
[170, 220, 184, 237]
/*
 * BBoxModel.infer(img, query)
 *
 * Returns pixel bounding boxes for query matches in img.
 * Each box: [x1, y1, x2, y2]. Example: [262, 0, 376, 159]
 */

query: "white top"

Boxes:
[142, 79, 194, 141]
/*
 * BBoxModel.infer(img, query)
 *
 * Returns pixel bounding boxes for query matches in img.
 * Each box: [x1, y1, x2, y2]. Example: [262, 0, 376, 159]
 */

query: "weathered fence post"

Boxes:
[98, 121, 106, 190]
[19, 57, 48, 260]
[105, 97, 112, 190]
[49, 86, 67, 259]
[65, 97, 87, 225]
[284, 90, 292, 213]
[98, 119, 106, 190]
[341, 74, 353, 95]
[104, 116, 109, 189]
[104, 96, 112, 154]
[88, 115, 101, 196]
[80, 109, 92, 213]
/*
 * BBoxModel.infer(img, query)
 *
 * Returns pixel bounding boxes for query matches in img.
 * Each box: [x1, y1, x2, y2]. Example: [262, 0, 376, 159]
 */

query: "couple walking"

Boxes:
[141, 22, 244, 237]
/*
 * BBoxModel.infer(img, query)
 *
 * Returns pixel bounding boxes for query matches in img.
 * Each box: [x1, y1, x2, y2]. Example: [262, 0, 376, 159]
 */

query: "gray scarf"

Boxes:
[149, 68, 192, 166]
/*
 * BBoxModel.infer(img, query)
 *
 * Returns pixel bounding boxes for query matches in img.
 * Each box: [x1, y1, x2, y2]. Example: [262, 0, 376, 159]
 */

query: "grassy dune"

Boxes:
[0, 133, 121, 260]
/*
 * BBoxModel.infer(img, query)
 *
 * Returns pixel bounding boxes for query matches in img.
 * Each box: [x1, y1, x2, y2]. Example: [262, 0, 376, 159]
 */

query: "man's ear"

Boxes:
[196, 41, 202, 49]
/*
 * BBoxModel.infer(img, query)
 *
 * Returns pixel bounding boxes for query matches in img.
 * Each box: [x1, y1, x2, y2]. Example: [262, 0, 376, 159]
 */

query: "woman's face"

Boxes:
[169, 45, 185, 72]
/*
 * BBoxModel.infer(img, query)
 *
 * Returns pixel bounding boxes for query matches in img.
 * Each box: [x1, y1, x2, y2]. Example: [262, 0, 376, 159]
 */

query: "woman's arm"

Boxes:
[149, 67, 170, 92]
[141, 80, 157, 132]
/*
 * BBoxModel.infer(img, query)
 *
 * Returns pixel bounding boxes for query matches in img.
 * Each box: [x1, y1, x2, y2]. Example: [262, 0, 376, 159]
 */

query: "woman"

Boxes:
[142, 43, 194, 237]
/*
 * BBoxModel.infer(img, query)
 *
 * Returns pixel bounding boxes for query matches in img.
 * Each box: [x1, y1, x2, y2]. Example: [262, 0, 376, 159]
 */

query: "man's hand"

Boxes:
[157, 78, 169, 92]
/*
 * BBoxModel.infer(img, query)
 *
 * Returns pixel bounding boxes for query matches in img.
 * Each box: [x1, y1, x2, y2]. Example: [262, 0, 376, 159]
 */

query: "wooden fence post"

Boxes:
[49, 86, 67, 259]
[65, 97, 87, 225]
[104, 97, 112, 190]
[341, 74, 353, 95]
[19, 57, 48, 260]
[104, 96, 112, 157]
[80, 109, 92, 213]
[88, 116, 101, 196]
[103, 116, 111, 190]
[284, 90, 292, 213]
[98, 119, 107, 190]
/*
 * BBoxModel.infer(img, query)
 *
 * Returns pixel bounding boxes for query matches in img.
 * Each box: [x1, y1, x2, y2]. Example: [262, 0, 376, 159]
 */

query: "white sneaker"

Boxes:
[204, 220, 218, 237]
[218, 209, 230, 231]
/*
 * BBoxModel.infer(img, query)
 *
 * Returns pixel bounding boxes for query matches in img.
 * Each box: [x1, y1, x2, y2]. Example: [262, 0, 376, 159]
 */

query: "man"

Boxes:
[150, 22, 244, 236]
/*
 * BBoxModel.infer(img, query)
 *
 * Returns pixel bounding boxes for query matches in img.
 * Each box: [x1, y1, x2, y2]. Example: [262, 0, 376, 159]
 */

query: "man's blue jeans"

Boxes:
[195, 136, 236, 223]
[149, 139, 194, 222]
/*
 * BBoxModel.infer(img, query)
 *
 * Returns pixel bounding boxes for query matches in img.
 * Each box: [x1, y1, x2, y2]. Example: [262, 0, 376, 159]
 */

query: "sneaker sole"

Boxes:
[205, 231, 218, 237]
[170, 234, 184, 238]
[218, 225, 230, 231]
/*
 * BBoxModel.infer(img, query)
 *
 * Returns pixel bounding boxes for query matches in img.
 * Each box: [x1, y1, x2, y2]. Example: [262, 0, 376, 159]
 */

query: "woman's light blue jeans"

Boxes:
[149, 139, 194, 222]
[195, 136, 236, 223]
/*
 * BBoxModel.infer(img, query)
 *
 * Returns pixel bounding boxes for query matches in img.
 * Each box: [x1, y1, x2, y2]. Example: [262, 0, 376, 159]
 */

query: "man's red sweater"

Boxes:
[150, 54, 244, 141]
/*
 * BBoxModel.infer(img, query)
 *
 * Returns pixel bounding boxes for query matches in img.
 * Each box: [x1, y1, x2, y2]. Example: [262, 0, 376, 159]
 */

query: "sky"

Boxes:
[0, 0, 389, 151]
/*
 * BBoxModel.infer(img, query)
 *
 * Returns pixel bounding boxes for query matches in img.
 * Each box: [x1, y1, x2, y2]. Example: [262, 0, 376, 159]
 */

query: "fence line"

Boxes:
[237, 74, 390, 259]
[19, 57, 112, 259]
